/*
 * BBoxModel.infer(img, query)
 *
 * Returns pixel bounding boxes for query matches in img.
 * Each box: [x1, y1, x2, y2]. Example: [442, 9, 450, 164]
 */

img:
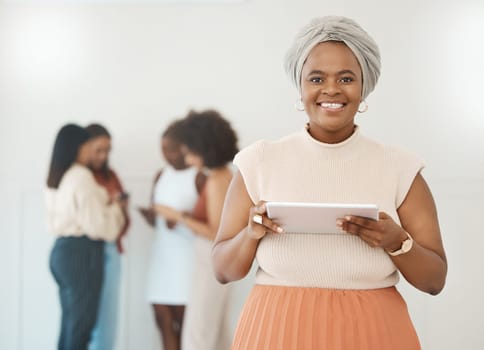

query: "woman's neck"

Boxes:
[307, 122, 356, 144]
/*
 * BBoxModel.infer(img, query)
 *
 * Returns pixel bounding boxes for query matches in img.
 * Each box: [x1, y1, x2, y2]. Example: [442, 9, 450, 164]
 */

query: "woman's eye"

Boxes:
[340, 77, 354, 83]
[310, 77, 322, 83]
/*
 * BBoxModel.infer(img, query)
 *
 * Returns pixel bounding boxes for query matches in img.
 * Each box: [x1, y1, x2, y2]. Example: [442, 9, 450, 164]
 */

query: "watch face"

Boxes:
[402, 238, 413, 253]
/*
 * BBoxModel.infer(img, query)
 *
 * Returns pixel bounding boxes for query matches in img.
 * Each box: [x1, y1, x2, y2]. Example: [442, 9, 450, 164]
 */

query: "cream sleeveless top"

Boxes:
[234, 126, 424, 290]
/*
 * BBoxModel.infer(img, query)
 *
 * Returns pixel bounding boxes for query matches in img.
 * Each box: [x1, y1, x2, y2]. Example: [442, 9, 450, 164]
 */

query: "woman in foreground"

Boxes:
[212, 16, 447, 350]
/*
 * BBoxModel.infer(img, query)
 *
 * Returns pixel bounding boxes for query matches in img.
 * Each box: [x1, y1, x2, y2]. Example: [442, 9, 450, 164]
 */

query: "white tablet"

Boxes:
[265, 202, 379, 234]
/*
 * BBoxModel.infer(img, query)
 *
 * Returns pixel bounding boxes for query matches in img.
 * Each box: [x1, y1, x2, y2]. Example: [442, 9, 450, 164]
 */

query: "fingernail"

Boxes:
[276, 227, 284, 233]
[336, 219, 343, 227]
[345, 216, 351, 221]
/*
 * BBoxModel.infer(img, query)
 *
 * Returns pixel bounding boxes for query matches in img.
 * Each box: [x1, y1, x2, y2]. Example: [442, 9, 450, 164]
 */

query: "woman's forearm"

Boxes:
[393, 242, 447, 295]
[212, 228, 260, 284]
[181, 216, 217, 241]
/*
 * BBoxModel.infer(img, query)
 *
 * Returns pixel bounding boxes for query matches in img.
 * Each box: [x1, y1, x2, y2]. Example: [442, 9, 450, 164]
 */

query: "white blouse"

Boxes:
[45, 164, 125, 241]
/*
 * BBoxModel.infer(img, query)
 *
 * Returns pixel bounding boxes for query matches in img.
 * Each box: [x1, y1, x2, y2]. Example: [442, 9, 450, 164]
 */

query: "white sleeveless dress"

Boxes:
[146, 166, 198, 305]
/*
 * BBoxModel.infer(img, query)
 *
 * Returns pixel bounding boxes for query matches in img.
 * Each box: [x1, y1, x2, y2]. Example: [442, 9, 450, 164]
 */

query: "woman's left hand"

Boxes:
[337, 212, 408, 253]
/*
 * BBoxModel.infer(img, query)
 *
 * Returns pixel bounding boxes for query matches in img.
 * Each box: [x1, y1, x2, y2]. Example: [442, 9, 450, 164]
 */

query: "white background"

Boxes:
[0, 0, 483, 349]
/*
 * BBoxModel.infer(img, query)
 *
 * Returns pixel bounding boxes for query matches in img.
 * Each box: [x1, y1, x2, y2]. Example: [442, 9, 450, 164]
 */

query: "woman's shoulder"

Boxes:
[206, 168, 232, 192]
[152, 168, 164, 183]
[208, 167, 232, 181]
[60, 165, 99, 192]
[360, 134, 424, 168]
[235, 131, 303, 162]
[246, 130, 303, 148]
[63, 164, 93, 183]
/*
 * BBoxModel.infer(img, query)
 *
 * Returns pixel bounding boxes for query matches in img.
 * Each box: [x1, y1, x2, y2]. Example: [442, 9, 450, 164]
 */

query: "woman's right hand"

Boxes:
[247, 201, 284, 240]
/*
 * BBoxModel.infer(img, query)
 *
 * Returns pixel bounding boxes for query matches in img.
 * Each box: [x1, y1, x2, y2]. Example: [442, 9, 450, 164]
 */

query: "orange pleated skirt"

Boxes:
[231, 285, 421, 350]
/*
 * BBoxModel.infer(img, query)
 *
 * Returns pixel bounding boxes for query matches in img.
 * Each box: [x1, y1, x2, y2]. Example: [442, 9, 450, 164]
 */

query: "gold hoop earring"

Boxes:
[294, 99, 305, 112]
[358, 100, 368, 113]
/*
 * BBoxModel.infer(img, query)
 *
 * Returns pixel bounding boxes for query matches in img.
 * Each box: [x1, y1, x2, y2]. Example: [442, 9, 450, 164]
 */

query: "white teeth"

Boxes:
[320, 102, 344, 109]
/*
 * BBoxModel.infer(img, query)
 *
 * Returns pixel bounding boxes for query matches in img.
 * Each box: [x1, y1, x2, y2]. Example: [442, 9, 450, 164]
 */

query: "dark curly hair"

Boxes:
[162, 118, 185, 143]
[179, 109, 239, 169]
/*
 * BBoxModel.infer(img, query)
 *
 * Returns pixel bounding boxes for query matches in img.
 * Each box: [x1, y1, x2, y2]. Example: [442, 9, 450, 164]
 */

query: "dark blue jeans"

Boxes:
[49, 236, 104, 350]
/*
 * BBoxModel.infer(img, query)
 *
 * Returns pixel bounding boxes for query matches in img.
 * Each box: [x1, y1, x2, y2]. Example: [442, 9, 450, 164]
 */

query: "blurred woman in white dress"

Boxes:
[141, 120, 205, 350]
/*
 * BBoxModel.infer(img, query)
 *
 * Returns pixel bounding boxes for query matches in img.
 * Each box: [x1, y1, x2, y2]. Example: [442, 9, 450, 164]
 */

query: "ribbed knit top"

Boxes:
[234, 126, 424, 290]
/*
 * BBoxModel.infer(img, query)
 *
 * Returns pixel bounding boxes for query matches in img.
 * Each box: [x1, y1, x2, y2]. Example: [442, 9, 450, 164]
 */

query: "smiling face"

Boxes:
[161, 137, 186, 170]
[301, 41, 363, 143]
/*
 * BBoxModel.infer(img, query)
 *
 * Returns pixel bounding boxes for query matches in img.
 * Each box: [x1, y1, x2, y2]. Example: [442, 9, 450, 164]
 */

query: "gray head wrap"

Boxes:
[284, 16, 381, 100]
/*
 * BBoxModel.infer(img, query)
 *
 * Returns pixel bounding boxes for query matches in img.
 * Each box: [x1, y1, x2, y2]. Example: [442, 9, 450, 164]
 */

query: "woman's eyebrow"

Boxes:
[338, 69, 357, 76]
[307, 70, 325, 76]
[306, 69, 357, 76]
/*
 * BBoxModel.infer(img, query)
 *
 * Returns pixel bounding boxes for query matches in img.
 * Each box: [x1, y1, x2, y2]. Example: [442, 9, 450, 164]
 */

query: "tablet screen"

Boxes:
[265, 202, 379, 234]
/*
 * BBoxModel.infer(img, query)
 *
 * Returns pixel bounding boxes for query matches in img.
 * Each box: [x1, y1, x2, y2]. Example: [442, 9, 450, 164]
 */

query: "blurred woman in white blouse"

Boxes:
[46, 124, 126, 350]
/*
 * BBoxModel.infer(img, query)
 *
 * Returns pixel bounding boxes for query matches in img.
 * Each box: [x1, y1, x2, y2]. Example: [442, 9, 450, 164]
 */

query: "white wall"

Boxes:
[0, 0, 483, 349]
